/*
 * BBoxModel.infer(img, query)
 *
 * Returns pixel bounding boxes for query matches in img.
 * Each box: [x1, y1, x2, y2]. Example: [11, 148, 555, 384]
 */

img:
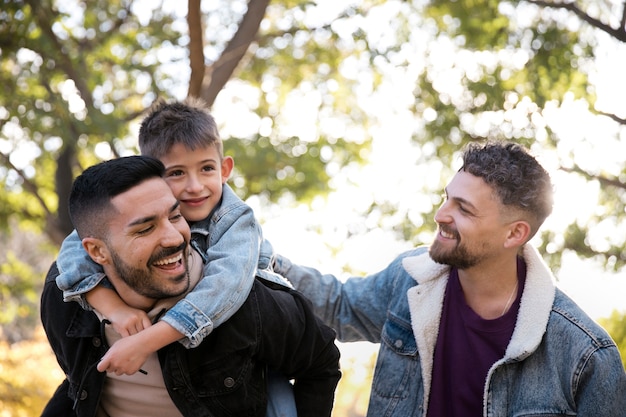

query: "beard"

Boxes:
[109, 241, 190, 299]
[429, 231, 481, 270]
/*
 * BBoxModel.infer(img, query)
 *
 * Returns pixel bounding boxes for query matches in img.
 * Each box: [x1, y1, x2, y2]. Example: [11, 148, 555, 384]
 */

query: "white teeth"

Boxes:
[154, 253, 182, 266]
[441, 230, 455, 239]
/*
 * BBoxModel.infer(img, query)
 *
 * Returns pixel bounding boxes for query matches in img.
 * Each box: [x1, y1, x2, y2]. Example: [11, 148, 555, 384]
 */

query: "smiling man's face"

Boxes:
[103, 177, 191, 300]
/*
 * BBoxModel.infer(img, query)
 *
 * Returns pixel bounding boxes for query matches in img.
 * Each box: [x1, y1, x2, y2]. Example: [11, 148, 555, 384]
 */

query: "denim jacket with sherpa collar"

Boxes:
[274, 245, 626, 416]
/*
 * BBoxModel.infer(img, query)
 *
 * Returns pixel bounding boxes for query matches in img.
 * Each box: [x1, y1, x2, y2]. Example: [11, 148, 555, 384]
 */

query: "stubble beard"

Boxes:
[109, 242, 190, 299]
[429, 235, 480, 270]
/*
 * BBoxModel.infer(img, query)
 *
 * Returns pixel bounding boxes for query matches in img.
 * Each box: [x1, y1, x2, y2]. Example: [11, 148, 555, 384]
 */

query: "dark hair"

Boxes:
[69, 156, 165, 239]
[138, 97, 222, 159]
[460, 141, 553, 239]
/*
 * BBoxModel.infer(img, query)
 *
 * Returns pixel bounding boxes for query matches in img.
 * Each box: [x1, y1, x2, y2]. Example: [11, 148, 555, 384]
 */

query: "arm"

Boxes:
[574, 344, 626, 416]
[161, 194, 259, 347]
[96, 321, 183, 375]
[272, 253, 399, 342]
[86, 286, 151, 337]
[253, 281, 341, 417]
[56, 229, 106, 308]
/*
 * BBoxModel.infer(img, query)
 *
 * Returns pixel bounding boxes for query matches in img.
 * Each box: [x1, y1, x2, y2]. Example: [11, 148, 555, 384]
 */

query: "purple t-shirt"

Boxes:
[426, 257, 526, 417]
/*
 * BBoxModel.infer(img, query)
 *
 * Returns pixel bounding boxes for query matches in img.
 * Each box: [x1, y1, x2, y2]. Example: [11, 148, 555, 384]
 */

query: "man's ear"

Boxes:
[504, 221, 531, 249]
[221, 156, 234, 183]
[82, 237, 111, 265]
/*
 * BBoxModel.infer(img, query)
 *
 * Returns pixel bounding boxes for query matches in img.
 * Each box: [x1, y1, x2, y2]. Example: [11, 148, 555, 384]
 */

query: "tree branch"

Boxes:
[595, 110, 626, 125]
[560, 165, 626, 190]
[200, 0, 271, 107]
[525, 0, 626, 42]
[24, 0, 94, 108]
[187, 0, 205, 98]
[0, 152, 53, 217]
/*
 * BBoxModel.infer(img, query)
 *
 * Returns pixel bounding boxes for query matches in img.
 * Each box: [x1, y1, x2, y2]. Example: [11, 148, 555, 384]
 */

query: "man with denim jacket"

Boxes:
[274, 141, 626, 416]
[40, 155, 341, 417]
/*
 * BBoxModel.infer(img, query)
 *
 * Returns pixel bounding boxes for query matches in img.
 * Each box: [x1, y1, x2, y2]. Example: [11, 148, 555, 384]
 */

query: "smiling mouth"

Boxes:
[182, 196, 208, 205]
[438, 226, 458, 240]
[153, 253, 183, 267]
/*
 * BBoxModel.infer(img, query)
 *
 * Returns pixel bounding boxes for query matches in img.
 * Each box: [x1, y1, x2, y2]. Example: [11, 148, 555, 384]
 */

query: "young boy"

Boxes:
[56, 98, 297, 416]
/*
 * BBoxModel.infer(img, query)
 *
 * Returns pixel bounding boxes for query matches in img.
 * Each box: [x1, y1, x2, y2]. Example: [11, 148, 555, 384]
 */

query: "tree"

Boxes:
[1, 0, 625, 338]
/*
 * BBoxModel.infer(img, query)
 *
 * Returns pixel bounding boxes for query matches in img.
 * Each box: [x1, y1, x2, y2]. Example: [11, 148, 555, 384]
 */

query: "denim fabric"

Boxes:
[56, 229, 107, 310]
[274, 245, 626, 417]
[42, 262, 341, 417]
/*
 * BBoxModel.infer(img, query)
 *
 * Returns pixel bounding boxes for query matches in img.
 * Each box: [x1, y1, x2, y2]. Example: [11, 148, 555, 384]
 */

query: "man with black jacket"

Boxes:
[40, 155, 340, 417]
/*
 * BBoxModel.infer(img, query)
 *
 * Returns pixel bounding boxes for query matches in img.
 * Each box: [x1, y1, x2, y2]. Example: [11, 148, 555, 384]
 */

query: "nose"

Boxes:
[160, 219, 187, 249]
[434, 199, 451, 224]
[185, 173, 203, 193]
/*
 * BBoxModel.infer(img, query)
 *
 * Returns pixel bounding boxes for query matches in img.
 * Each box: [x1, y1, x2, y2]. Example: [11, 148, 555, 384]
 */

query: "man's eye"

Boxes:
[137, 226, 154, 235]
[170, 213, 183, 222]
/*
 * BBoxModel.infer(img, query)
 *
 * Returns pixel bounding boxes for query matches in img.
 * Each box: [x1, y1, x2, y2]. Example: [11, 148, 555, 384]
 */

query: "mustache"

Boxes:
[148, 241, 187, 265]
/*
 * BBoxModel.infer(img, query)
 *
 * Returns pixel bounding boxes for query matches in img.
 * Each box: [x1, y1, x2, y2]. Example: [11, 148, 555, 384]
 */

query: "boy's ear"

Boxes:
[82, 237, 111, 266]
[221, 156, 234, 183]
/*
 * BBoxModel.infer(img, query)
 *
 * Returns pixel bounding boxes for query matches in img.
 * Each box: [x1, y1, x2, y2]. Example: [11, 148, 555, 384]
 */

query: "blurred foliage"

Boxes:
[0, 328, 64, 416]
[0, 224, 55, 343]
[598, 310, 626, 369]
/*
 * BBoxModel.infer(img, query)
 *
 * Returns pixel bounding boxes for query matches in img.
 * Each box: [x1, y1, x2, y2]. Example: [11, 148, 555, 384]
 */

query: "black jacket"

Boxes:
[40, 262, 341, 417]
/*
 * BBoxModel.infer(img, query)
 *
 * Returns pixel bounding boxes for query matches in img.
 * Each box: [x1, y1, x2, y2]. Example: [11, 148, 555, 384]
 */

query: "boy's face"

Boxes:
[159, 143, 234, 222]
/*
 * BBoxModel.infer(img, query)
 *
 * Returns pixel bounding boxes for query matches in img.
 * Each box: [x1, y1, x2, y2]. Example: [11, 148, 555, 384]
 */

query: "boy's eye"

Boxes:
[201, 165, 215, 172]
[167, 170, 184, 177]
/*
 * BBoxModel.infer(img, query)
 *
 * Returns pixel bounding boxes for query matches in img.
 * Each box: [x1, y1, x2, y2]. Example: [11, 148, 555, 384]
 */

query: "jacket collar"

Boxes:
[402, 245, 556, 359]
[402, 244, 557, 363]
[402, 245, 556, 413]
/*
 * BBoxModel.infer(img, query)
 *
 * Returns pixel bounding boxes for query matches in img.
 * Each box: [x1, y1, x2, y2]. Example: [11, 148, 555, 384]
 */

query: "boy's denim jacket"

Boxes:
[274, 245, 626, 416]
[57, 183, 286, 348]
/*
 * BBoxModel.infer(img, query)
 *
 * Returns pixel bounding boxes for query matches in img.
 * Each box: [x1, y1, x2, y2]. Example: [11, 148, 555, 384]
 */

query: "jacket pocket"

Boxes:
[372, 313, 420, 399]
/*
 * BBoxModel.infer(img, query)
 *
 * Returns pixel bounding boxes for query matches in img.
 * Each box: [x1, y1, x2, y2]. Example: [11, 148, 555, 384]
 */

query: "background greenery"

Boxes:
[1, 0, 625, 415]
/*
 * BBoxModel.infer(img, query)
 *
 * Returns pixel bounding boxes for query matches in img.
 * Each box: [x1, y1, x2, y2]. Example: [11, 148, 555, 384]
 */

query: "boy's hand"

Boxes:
[107, 306, 152, 337]
[97, 321, 184, 375]
[97, 333, 150, 375]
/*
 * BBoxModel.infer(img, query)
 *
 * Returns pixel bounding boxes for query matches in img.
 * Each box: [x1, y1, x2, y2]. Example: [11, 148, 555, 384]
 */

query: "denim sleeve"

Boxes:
[161, 206, 258, 348]
[273, 253, 407, 343]
[56, 229, 106, 310]
[574, 343, 626, 416]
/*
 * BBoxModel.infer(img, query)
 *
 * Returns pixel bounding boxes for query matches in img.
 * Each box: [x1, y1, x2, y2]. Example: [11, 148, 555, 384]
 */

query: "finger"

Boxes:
[142, 317, 152, 329]
[97, 358, 109, 373]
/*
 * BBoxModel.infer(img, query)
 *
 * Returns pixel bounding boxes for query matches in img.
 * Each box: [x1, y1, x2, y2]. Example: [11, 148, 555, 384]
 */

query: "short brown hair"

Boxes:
[138, 97, 222, 159]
